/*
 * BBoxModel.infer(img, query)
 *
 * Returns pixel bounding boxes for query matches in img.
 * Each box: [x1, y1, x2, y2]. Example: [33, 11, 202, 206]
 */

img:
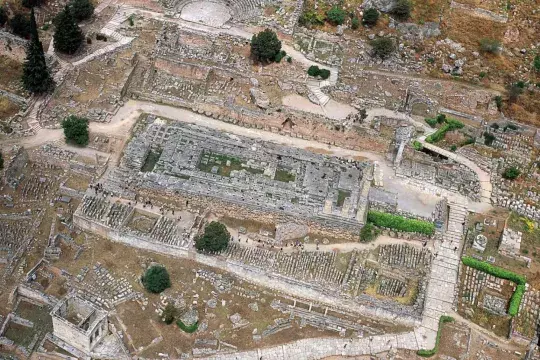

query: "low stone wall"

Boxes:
[16, 284, 59, 307]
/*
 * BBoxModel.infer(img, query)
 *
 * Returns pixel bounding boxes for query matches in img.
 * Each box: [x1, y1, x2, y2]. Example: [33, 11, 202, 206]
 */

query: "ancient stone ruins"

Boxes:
[0, 0, 539, 358]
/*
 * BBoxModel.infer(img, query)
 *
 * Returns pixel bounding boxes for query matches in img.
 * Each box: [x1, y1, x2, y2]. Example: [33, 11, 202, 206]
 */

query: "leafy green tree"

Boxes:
[483, 132, 496, 146]
[22, 9, 55, 94]
[250, 29, 282, 63]
[0, 7, 7, 27]
[392, 0, 412, 20]
[195, 221, 231, 253]
[360, 223, 380, 242]
[326, 6, 346, 25]
[362, 8, 379, 26]
[70, 0, 94, 22]
[10, 14, 31, 38]
[494, 95, 503, 111]
[502, 167, 520, 180]
[370, 37, 395, 59]
[61, 115, 89, 145]
[142, 265, 171, 294]
[53, 6, 84, 54]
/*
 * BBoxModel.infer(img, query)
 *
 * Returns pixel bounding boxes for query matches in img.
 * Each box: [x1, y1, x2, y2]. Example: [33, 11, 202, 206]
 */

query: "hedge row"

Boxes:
[177, 320, 199, 333]
[367, 211, 435, 235]
[461, 256, 526, 316]
[425, 119, 464, 143]
[416, 316, 454, 357]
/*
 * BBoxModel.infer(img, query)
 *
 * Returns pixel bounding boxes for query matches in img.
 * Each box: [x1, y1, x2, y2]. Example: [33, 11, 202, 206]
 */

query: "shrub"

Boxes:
[61, 115, 89, 146]
[534, 55, 540, 72]
[425, 118, 463, 144]
[362, 8, 379, 27]
[177, 319, 198, 333]
[502, 166, 520, 180]
[22, 0, 44, 8]
[412, 140, 423, 151]
[10, 14, 31, 38]
[0, 7, 7, 27]
[425, 118, 438, 128]
[504, 123, 517, 131]
[286, 56, 292, 63]
[319, 68, 330, 80]
[508, 84, 523, 103]
[479, 38, 501, 53]
[298, 10, 325, 27]
[0, 151, 3, 170]
[250, 29, 282, 63]
[483, 132, 496, 146]
[479, 71, 487, 78]
[461, 137, 475, 146]
[367, 211, 435, 235]
[461, 256, 525, 316]
[490, 123, 499, 130]
[417, 316, 454, 357]
[70, 0, 95, 21]
[391, 0, 412, 20]
[436, 113, 446, 123]
[142, 265, 171, 293]
[128, 14, 134, 26]
[195, 221, 231, 253]
[494, 95, 503, 111]
[360, 223, 380, 242]
[326, 6, 346, 25]
[351, 16, 360, 30]
[450, 145, 457, 152]
[274, 50, 287, 63]
[370, 37, 395, 59]
[162, 303, 177, 324]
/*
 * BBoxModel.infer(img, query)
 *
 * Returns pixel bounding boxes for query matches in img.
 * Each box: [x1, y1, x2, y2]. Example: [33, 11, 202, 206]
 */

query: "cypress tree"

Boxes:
[22, 8, 54, 94]
[53, 5, 83, 54]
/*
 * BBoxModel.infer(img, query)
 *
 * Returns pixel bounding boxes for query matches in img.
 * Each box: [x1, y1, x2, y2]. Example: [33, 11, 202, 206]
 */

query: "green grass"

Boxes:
[274, 168, 296, 182]
[198, 152, 263, 177]
[141, 150, 162, 172]
[337, 190, 350, 207]
[417, 316, 454, 357]
[367, 211, 435, 235]
[177, 320, 198, 333]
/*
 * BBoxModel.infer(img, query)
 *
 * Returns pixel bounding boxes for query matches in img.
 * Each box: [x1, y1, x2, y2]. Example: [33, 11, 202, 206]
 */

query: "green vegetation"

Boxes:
[461, 256, 526, 316]
[274, 169, 296, 182]
[460, 137, 475, 146]
[534, 55, 540, 72]
[337, 190, 350, 207]
[412, 140, 423, 151]
[307, 65, 330, 80]
[370, 38, 395, 59]
[0, 151, 3, 170]
[162, 303, 177, 325]
[326, 6, 346, 25]
[22, 0, 45, 8]
[508, 83, 523, 103]
[360, 223, 380, 243]
[177, 320, 198, 333]
[128, 14, 134, 26]
[298, 10, 325, 27]
[450, 145, 457, 152]
[504, 123, 518, 131]
[425, 118, 438, 128]
[391, 0, 412, 20]
[502, 166, 520, 180]
[70, 0, 95, 21]
[23, 9, 55, 94]
[10, 14, 31, 38]
[0, 7, 7, 27]
[362, 8, 379, 26]
[141, 150, 162, 172]
[425, 118, 464, 144]
[416, 316, 454, 357]
[367, 211, 435, 235]
[195, 221, 231, 253]
[142, 265, 171, 294]
[61, 115, 89, 146]
[351, 17, 360, 29]
[479, 38, 501, 53]
[479, 71, 487, 78]
[490, 123, 499, 130]
[53, 6, 84, 54]
[250, 29, 282, 63]
[483, 132, 496, 146]
[274, 50, 287, 63]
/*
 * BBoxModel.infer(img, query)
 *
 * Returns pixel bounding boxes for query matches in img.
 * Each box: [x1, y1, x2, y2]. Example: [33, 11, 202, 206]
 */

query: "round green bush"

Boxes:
[362, 8, 379, 26]
[142, 265, 171, 293]
[250, 29, 282, 63]
[326, 6, 346, 25]
[195, 221, 231, 253]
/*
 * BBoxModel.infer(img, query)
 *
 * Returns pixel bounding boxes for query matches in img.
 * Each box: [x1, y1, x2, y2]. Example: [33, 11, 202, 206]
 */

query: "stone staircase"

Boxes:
[95, 0, 118, 13]
[26, 97, 43, 133]
[306, 79, 330, 106]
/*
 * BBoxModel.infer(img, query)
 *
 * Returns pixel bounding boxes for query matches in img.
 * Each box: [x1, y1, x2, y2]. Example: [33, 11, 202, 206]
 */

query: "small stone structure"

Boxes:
[50, 294, 109, 353]
[499, 228, 522, 257]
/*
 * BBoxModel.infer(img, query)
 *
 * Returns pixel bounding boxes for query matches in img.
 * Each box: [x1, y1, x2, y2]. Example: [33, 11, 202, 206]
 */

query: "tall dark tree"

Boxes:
[61, 115, 89, 145]
[195, 221, 231, 253]
[22, 0, 45, 8]
[250, 29, 281, 63]
[22, 8, 55, 93]
[53, 6, 83, 54]
[0, 7, 8, 27]
[70, 0, 94, 21]
[10, 13, 31, 38]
